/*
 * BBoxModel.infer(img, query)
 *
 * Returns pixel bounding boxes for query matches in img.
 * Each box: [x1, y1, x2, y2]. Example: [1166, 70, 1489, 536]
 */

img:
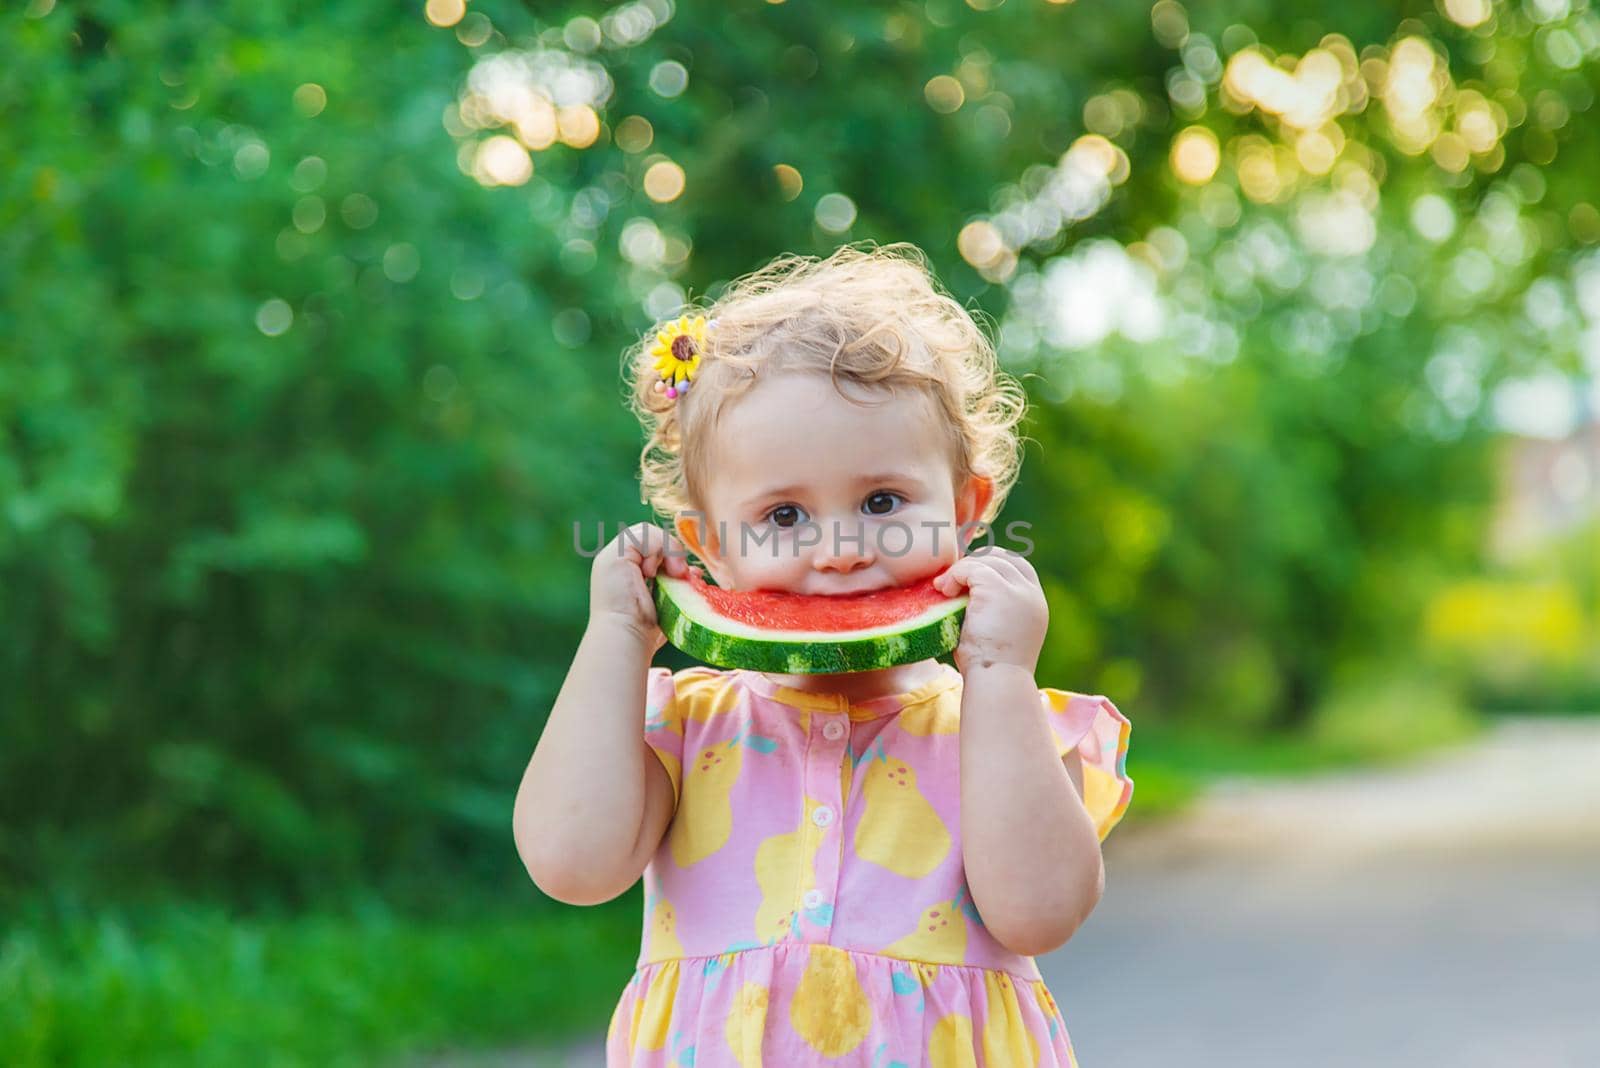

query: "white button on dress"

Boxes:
[802, 889, 825, 910]
[811, 805, 835, 828]
[822, 720, 846, 741]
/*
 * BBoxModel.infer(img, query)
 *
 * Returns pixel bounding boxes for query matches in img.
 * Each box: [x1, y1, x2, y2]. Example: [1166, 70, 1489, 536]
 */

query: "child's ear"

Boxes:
[954, 473, 995, 534]
[674, 510, 724, 577]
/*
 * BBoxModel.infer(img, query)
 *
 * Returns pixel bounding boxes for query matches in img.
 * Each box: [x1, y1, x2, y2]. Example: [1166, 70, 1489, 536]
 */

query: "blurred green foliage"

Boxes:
[4, 0, 1598, 939]
[3, 2, 646, 913]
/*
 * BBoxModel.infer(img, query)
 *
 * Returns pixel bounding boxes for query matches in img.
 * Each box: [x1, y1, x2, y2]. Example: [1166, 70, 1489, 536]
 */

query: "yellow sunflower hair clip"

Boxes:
[649, 313, 713, 402]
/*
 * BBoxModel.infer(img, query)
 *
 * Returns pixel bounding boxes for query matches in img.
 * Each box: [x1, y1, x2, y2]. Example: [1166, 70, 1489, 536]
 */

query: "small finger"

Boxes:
[1005, 550, 1040, 582]
[933, 561, 969, 594]
[955, 551, 1005, 576]
[980, 553, 1026, 584]
[662, 533, 691, 578]
[618, 521, 657, 561]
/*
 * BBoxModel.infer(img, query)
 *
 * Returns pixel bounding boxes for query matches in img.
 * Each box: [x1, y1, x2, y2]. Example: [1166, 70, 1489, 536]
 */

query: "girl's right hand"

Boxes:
[589, 521, 693, 650]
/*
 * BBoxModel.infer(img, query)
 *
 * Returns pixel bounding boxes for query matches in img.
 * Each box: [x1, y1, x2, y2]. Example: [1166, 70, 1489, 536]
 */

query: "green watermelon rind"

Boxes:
[652, 574, 967, 674]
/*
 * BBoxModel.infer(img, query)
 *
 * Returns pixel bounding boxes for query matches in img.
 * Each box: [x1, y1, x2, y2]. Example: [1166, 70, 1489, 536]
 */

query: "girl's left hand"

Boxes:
[931, 547, 1048, 674]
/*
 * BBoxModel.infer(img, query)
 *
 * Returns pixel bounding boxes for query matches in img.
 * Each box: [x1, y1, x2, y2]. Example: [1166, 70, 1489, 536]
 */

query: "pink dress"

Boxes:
[606, 662, 1134, 1067]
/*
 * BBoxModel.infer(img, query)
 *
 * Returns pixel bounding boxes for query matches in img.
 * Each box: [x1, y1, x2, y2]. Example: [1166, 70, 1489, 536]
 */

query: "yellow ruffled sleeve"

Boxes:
[1039, 688, 1134, 841]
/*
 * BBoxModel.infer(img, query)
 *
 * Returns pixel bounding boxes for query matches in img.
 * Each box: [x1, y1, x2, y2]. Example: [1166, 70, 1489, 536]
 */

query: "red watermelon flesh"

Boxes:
[685, 567, 952, 632]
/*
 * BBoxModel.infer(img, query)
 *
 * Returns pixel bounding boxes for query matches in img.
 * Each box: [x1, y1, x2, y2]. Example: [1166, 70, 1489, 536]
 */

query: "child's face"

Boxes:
[677, 372, 992, 594]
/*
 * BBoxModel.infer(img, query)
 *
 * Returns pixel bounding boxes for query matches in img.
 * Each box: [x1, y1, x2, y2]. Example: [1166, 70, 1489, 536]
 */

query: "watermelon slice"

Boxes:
[652, 567, 968, 674]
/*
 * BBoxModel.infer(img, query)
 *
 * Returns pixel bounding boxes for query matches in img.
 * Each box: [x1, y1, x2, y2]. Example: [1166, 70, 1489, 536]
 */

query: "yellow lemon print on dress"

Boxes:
[629, 962, 680, 1052]
[895, 695, 960, 736]
[683, 676, 744, 724]
[789, 944, 873, 1057]
[928, 1012, 978, 1068]
[724, 981, 769, 1067]
[852, 743, 950, 878]
[981, 971, 1040, 1066]
[752, 796, 823, 943]
[883, 894, 967, 961]
[645, 896, 685, 960]
[652, 747, 682, 807]
[670, 736, 744, 868]
[1032, 978, 1058, 1018]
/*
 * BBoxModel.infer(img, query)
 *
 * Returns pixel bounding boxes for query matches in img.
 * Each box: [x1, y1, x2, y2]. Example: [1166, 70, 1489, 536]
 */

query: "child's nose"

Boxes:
[814, 554, 873, 574]
[812, 519, 877, 573]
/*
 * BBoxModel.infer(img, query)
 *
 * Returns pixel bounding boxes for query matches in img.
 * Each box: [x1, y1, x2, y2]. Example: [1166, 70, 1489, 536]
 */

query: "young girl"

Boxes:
[514, 243, 1134, 1066]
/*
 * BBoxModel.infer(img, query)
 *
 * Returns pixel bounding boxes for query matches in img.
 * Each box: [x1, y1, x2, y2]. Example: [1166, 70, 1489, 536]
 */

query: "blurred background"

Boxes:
[4, 0, 1597, 1064]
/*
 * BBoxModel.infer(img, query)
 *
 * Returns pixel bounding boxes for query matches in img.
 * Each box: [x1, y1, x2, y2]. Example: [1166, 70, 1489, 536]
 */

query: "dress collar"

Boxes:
[734, 662, 962, 720]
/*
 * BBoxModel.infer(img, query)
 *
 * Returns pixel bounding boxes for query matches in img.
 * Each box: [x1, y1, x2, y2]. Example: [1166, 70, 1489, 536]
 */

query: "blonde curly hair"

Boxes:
[625, 241, 1028, 527]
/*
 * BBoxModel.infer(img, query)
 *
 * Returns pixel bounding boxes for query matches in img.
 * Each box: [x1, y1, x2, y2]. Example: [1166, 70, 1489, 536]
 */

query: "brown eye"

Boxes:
[863, 492, 900, 515]
[769, 505, 804, 528]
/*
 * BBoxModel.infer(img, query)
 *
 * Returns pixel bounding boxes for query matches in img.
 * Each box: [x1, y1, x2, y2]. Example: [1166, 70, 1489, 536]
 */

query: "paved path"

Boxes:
[410, 717, 1600, 1067]
[1048, 716, 1600, 1068]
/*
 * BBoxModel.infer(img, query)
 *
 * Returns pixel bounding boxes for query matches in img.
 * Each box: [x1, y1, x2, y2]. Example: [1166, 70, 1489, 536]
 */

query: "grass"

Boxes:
[0, 891, 642, 1068]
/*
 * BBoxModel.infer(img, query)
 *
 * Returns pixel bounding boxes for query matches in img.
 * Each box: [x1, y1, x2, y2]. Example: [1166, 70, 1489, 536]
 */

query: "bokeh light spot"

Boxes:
[256, 299, 293, 336]
[451, 267, 486, 301]
[958, 220, 1005, 270]
[1569, 203, 1600, 244]
[774, 164, 803, 201]
[650, 61, 689, 99]
[233, 142, 269, 180]
[564, 16, 602, 53]
[290, 156, 326, 193]
[1151, 0, 1189, 48]
[643, 160, 685, 202]
[456, 12, 493, 47]
[1411, 193, 1456, 242]
[815, 193, 857, 233]
[292, 196, 326, 234]
[293, 83, 326, 117]
[340, 193, 378, 229]
[1171, 126, 1221, 184]
[615, 115, 654, 153]
[1295, 127, 1341, 175]
[383, 243, 421, 284]
[475, 136, 532, 186]
[556, 105, 600, 148]
[925, 75, 965, 114]
[425, 0, 465, 29]
[552, 308, 591, 347]
[1441, 0, 1492, 28]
